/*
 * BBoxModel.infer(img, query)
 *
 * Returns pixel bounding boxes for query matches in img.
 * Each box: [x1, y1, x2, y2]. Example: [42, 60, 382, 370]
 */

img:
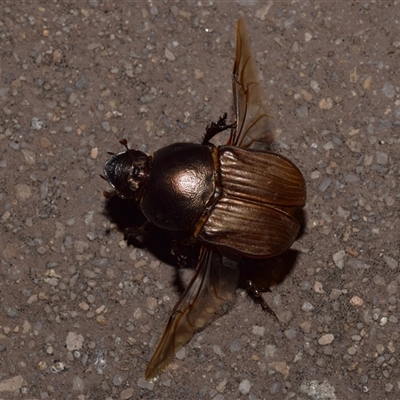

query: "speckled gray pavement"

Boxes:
[0, 1, 399, 399]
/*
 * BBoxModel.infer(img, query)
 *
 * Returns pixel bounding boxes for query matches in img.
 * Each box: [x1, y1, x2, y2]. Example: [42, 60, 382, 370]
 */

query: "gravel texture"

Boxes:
[0, 1, 399, 399]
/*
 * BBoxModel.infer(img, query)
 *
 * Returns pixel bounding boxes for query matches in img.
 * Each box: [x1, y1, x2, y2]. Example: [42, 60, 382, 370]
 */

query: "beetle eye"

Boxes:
[133, 166, 140, 178]
[128, 166, 144, 192]
[128, 177, 140, 192]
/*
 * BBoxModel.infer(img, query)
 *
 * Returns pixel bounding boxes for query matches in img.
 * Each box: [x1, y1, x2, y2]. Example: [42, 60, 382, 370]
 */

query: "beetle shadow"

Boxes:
[237, 207, 306, 294]
[104, 195, 304, 298]
[237, 207, 306, 293]
[238, 249, 299, 293]
[103, 195, 177, 267]
[295, 208, 307, 239]
[103, 195, 201, 296]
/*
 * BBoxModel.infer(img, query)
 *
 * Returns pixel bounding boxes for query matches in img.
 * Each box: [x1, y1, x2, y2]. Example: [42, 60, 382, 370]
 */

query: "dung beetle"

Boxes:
[103, 18, 306, 380]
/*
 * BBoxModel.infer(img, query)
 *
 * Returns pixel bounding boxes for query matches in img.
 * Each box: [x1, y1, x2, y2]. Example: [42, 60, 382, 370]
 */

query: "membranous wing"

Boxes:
[145, 246, 239, 380]
[227, 19, 306, 254]
[230, 18, 274, 149]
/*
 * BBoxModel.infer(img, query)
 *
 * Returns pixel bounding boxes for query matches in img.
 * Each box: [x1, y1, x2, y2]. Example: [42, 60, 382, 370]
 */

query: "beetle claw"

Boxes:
[247, 280, 279, 322]
[202, 113, 235, 145]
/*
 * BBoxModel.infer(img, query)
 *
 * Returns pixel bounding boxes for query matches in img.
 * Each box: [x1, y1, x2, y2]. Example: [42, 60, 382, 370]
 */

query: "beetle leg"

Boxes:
[171, 240, 189, 268]
[247, 280, 279, 322]
[171, 239, 198, 269]
[124, 220, 151, 244]
[202, 113, 236, 144]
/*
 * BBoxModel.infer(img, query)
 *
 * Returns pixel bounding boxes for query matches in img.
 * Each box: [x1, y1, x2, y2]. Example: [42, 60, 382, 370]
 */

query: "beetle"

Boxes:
[103, 18, 306, 380]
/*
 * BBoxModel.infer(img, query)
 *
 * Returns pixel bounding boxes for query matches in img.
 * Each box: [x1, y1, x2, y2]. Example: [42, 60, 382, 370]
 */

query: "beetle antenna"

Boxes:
[103, 190, 115, 199]
[119, 138, 129, 149]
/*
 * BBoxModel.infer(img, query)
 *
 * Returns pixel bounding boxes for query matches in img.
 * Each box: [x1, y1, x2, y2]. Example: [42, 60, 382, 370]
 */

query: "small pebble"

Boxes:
[301, 381, 336, 398]
[373, 275, 385, 286]
[299, 321, 312, 333]
[314, 281, 325, 294]
[252, 325, 265, 337]
[239, 379, 252, 395]
[304, 32, 313, 42]
[363, 76, 373, 90]
[323, 141, 334, 150]
[333, 250, 345, 269]
[310, 80, 320, 93]
[101, 121, 110, 132]
[137, 378, 154, 390]
[15, 183, 32, 201]
[21, 149, 35, 165]
[31, 117, 45, 130]
[295, 105, 308, 118]
[343, 173, 360, 183]
[383, 256, 398, 270]
[319, 178, 332, 193]
[318, 334, 334, 345]
[39, 137, 52, 148]
[265, 344, 277, 358]
[194, 69, 204, 79]
[375, 151, 388, 165]
[382, 82, 394, 98]
[387, 281, 398, 296]
[4, 305, 20, 318]
[302, 302, 315, 312]
[345, 138, 362, 153]
[53, 49, 63, 62]
[319, 97, 333, 110]
[270, 361, 290, 377]
[216, 378, 227, 393]
[72, 376, 85, 393]
[66, 332, 84, 351]
[75, 74, 88, 89]
[175, 347, 186, 360]
[164, 47, 175, 61]
[347, 346, 357, 355]
[91, 147, 98, 159]
[120, 388, 135, 399]
[213, 345, 225, 358]
[229, 340, 241, 352]
[112, 374, 124, 386]
[146, 297, 157, 313]
[284, 329, 297, 340]
[349, 296, 364, 306]
[310, 170, 321, 179]
[269, 382, 281, 395]
[0, 375, 27, 392]
[300, 89, 313, 101]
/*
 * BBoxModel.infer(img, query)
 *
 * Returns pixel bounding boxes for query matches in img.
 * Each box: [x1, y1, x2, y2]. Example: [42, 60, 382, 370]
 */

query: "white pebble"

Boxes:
[239, 379, 252, 395]
[164, 47, 175, 61]
[66, 331, 84, 351]
[15, 183, 32, 201]
[318, 333, 334, 345]
[252, 325, 265, 337]
[333, 250, 345, 269]
[382, 82, 394, 98]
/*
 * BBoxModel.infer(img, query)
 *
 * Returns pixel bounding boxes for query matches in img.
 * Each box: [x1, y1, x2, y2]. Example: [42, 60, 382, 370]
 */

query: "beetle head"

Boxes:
[104, 148, 150, 200]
